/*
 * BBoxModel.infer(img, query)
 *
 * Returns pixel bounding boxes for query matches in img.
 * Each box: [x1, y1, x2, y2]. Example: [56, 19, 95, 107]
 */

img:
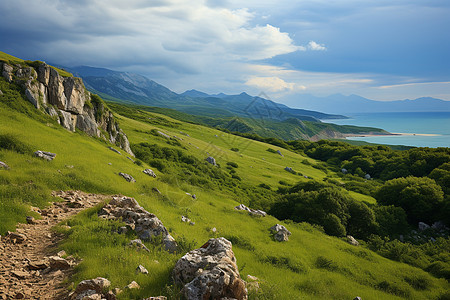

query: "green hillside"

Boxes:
[1, 65, 449, 299]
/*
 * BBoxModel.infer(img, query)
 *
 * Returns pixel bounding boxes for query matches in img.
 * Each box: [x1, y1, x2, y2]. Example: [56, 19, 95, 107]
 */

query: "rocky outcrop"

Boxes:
[346, 235, 359, 246]
[172, 237, 247, 300]
[0, 61, 133, 156]
[98, 196, 177, 252]
[34, 150, 56, 161]
[206, 156, 217, 166]
[270, 224, 291, 242]
[234, 204, 267, 217]
[69, 277, 111, 300]
[143, 169, 157, 178]
[118, 172, 136, 182]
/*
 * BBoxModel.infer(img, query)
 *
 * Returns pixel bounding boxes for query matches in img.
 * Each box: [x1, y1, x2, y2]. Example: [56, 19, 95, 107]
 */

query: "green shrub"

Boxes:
[226, 161, 238, 168]
[230, 148, 239, 152]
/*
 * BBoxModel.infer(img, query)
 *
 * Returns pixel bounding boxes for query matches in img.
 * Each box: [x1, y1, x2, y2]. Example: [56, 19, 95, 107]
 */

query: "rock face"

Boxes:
[98, 196, 177, 252]
[234, 204, 267, 217]
[172, 238, 247, 300]
[269, 224, 291, 242]
[0, 61, 133, 156]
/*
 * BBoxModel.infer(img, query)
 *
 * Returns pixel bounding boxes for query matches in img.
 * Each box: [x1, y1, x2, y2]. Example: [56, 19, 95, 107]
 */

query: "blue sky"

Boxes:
[1, 0, 449, 104]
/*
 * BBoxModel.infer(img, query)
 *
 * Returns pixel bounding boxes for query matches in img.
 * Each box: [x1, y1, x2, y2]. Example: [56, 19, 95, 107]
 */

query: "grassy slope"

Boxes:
[1, 84, 448, 299]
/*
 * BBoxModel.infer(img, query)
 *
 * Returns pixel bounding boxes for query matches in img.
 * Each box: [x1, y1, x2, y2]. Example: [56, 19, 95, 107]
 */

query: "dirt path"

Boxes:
[0, 190, 111, 300]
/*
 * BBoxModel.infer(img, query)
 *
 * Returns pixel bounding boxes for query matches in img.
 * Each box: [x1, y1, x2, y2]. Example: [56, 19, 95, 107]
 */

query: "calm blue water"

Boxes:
[328, 112, 450, 148]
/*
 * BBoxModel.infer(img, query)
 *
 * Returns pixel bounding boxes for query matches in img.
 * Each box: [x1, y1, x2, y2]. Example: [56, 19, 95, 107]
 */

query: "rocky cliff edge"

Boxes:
[1, 61, 133, 156]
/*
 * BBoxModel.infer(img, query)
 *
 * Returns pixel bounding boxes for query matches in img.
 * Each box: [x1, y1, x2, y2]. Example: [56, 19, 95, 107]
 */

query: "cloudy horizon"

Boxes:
[1, 0, 449, 104]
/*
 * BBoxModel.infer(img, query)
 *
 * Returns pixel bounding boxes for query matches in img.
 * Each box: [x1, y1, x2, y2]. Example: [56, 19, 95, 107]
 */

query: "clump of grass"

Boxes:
[0, 133, 32, 154]
[224, 235, 255, 251]
[376, 280, 410, 298]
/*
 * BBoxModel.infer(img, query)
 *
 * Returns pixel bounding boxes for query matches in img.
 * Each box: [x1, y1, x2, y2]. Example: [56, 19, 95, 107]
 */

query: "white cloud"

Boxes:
[307, 41, 327, 51]
[245, 76, 306, 92]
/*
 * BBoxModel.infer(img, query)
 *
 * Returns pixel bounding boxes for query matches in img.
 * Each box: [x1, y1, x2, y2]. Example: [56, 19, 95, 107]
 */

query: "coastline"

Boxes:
[344, 132, 441, 138]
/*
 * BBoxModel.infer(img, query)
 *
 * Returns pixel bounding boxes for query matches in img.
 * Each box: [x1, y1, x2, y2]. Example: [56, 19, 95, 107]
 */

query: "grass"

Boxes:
[0, 76, 449, 299]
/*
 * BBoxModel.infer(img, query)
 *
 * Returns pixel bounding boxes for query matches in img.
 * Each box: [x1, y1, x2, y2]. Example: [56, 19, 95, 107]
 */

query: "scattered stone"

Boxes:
[211, 227, 217, 233]
[341, 168, 348, 174]
[0, 161, 9, 169]
[99, 196, 177, 252]
[30, 206, 41, 214]
[49, 256, 71, 270]
[157, 131, 171, 139]
[128, 239, 150, 252]
[206, 156, 217, 166]
[66, 165, 74, 168]
[28, 260, 49, 270]
[364, 174, 371, 180]
[136, 265, 149, 275]
[172, 238, 247, 300]
[431, 221, 448, 231]
[118, 172, 136, 182]
[6, 231, 27, 244]
[105, 291, 117, 300]
[152, 187, 161, 194]
[57, 250, 67, 257]
[418, 222, 431, 231]
[269, 224, 291, 242]
[34, 150, 56, 161]
[353, 297, 362, 300]
[127, 156, 135, 163]
[112, 288, 122, 296]
[277, 150, 283, 156]
[70, 277, 111, 300]
[143, 297, 167, 300]
[246, 275, 260, 293]
[108, 147, 121, 155]
[143, 169, 157, 178]
[26, 216, 36, 224]
[11, 270, 31, 279]
[181, 215, 191, 223]
[118, 226, 128, 234]
[125, 281, 140, 290]
[346, 235, 359, 246]
[284, 166, 293, 172]
[0, 89, 3, 95]
[234, 204, 267, 217]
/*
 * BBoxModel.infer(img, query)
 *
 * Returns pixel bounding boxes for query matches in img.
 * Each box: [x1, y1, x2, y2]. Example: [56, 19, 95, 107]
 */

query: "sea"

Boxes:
[327, 112, 450, 148]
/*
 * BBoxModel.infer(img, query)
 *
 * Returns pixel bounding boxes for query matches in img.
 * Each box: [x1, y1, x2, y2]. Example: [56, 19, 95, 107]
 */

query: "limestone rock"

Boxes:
[128, 239, 150, 253]
[418, 222, 431, 231]
[234, 204, 267, 217]
[28, 260, 49, 270]
[0, 161, 9, 169]
[143, 169, 157, 178]
[70, 277, 111, 300]
[108, 146, 121, 155]
[269, 224, 291, 242]
[157, 131, 171, 139]
[6, 231, 27, 243]
[77, 114, 99, 136]
[284, 166, 294, 173]
[125, 281, 140, 290]
[143, 297, 167, 300]
[49, 256, 70, 270]
[277, 150, 283, 156]
[206, 156, 217, 166]
[2, 63, 13, 82]
[118, 172, 135, 182]
[346, 235, 359, 246]
[0, 89, 3, 95]
[26, 216, 35, 224]
[34, 150, 56, 161]
[99, 196, 176, 252]
[136, 265, 149, 275]
[11, 270, 31, 279]
[172, 237, 247, 300]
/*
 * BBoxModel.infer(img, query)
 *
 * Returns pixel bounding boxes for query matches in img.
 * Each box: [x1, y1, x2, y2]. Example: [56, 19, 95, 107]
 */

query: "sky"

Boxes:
[1, 0, 449, 105]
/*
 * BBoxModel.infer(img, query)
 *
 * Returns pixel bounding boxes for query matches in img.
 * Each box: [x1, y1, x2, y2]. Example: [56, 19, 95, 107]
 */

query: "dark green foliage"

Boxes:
[266, 148, 277, 153]
[404, 275, 431, 290]
[258, 183, 271, 190]
[374, 205, 409, 237]
[223, 235, 255, 251]
[376, 280, 410, 297]
[0, 134, 32, 154]
[226, 161, 238, 168]
[230, 147, 239, 152]
[270, 181, 377, 238]
[375, 176, 445, 224]
[315, 256, 338, 271]
[261, 255, 305, 273]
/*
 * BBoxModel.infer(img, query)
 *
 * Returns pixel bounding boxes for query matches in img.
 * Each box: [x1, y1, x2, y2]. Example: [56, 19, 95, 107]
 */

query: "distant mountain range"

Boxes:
[66, 66, 345, 121]
[287, 94, 450, 114]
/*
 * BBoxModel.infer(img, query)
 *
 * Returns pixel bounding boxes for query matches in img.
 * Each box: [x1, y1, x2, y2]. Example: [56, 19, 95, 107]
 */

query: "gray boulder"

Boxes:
[270, 224, 291, 242]
[418, 222, 431, 231]
[70, 277, 111, 300]
[143, 169, 157, 178]
[99, 196, 177, 252]
[277, 150, 284, 156]
[206, 156, 217, 166]
[118, 172, 136, 182]
[0, 161, 9, 169]
[346, 235, 359, 246]
[172, 237, 247, 300]
[234, 204, 267, 217]
[34, 150, 56, 161]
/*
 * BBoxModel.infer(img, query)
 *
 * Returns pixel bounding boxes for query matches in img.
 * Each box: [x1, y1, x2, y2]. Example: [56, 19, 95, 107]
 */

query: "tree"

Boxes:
[375, 176, 444, 224]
